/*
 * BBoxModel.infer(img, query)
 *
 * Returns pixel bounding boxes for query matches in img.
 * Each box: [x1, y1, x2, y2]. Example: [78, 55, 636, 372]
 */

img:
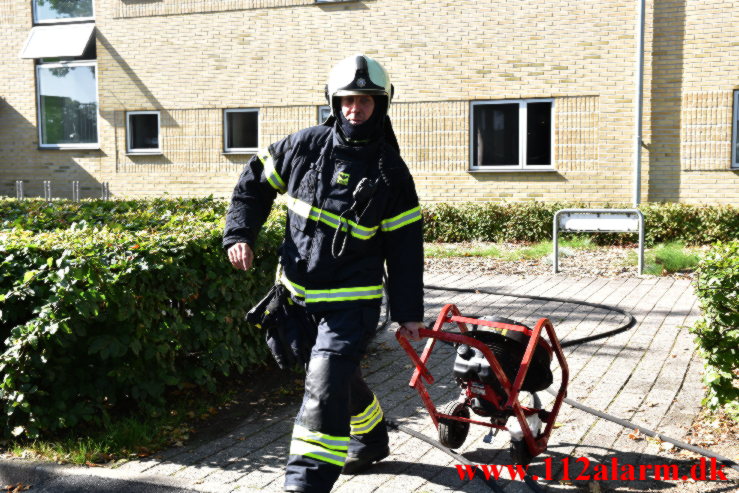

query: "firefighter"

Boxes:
[224, 54, 424, 492]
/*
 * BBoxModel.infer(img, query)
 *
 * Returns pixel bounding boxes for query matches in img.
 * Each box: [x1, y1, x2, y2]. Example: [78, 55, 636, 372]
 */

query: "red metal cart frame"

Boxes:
[396, 303, 570, 457]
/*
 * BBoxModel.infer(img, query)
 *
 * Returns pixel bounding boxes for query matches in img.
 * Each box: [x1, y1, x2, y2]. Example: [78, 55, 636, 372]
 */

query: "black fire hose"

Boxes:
[384, 418, 507, 493]
[544, 388, 739, 474]
[424, 284, 739, 474]
[424, 284, 637, 348]
[382, 283, 738, 492]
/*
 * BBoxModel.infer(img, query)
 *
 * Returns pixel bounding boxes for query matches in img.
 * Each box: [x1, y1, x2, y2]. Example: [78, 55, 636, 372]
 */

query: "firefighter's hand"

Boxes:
[227, 242, 254, 271]
[399, 322, 425, 341]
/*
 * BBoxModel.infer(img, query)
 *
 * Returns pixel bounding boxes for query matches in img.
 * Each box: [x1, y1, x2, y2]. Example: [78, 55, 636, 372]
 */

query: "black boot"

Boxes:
[341, 443, 390, 475]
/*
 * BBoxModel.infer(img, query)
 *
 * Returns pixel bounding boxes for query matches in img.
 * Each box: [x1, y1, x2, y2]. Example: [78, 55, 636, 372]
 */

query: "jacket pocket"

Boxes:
[285, 162, 319, 260]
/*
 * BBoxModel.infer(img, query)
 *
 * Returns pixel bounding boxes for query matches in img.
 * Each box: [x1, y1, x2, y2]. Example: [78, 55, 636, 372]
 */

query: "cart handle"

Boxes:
[395, 330, 435, 385]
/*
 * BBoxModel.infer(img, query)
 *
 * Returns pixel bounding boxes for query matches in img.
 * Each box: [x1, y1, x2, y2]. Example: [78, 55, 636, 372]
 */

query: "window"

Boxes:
[21, 23, 95, 59]
[318, 105, 331, 124]
[470, 99, 554, 170]
[127, 111, 161, 154]
[26, 1, 97, 149]
[733, 91, 739, 169]
[33, 0, 94, 24]
[37, 61, 98, 149]
[224, 109, 259, 153]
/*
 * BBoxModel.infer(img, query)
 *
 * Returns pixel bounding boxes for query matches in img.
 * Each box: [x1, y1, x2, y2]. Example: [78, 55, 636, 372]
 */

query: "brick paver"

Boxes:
[105, 273, 730, 492]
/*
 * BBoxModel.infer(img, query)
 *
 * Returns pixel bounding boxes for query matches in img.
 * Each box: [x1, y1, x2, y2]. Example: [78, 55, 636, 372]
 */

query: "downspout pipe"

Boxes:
[633, 0, 646, 206]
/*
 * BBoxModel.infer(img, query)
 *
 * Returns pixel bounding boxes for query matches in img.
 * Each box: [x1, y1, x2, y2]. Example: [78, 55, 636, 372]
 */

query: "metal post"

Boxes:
[71, 181, 80, 202]
[552, 212, 560, 274]
[637, 211, 645, 275]
[633, 0, 646, 206]
[101, 182, 110, 200]
[15, 180, 24, 200]
[43, 180, 51, 201]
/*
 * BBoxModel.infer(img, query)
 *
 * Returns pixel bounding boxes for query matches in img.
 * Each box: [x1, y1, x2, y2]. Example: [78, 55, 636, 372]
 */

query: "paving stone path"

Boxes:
[103, 272, 731, 493]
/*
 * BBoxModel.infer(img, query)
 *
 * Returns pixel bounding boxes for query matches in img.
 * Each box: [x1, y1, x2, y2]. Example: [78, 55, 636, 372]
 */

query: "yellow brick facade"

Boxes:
[1, 0, 737, 203]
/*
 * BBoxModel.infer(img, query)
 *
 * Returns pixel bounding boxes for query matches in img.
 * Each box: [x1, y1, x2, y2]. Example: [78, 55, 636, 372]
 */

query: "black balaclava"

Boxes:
[335, 95, 388, 144]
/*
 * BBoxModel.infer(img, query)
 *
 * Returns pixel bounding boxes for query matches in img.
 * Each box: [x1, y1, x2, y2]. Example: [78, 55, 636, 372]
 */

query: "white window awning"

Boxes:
[20, 22, 95, 59]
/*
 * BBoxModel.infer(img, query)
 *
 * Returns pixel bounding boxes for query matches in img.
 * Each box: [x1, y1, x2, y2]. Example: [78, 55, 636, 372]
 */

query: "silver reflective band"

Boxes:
[350, 395, 383, 435]
[280, 273, 383, 303]
[381, 206, 422, 232]
[258, 150, 286, 194]
[286, 195, 379, 240]
[280, 273, 306, 298]
[290, 424, 349, 467]
[293, 424, 349, 450]
[289, 440, 347, 467]
[351, 408, 383, 435]
[305, 287, 383, 303]
[286, 195, 313, 219]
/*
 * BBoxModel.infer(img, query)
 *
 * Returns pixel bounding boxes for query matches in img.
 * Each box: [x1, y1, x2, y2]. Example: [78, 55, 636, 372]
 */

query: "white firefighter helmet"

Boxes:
[325, 54, 393, 115]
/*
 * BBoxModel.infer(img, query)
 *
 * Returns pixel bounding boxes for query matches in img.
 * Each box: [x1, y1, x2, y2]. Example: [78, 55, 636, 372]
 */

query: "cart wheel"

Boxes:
[438, 401, 470, 449]
[509, 392, 542, 465]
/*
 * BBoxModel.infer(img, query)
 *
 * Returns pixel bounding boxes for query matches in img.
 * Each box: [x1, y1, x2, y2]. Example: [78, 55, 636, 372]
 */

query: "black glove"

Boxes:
[246, 284, 316, 370]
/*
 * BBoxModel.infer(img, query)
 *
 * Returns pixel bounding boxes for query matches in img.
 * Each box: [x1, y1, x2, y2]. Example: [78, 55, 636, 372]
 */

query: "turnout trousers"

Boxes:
[284, 304, 388, 492]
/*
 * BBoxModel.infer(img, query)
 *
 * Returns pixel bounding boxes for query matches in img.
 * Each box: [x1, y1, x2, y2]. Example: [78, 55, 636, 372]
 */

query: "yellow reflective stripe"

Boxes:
[351, 395, 379, 424]
[279, 274, 383, 303]
[319, 208, 377, 233]
[286, 195, 379, 240]
[350, 395, 384, 435]
[286, 195, 315, 220]
[258, 150, 286, 194]
[293, 424, 349, 450]
[351, 407, 383, 435]
[305, 285, 383, 303]
[381, 206, 422, 232]
[289, 440, 347, 467]
[280, 273, 306, 298]
[290, 424, 349, 467]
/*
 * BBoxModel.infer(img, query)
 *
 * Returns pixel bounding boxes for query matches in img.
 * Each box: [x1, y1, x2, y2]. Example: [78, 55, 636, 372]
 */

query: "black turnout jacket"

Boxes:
[223, 122, 424, 322]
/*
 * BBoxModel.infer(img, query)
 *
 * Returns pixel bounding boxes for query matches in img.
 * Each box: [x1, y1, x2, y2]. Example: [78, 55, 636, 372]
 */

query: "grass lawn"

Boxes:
[425, 239, 702, 275]
[637, 241, 701, 275]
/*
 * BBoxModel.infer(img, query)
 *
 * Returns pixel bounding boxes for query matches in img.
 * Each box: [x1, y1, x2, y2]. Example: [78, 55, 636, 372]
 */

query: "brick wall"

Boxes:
[0, 0, 737, 203]
[648, 0, 739, 204]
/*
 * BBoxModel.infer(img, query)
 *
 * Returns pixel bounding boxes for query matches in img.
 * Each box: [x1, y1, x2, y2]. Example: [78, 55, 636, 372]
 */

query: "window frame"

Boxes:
[36, 59, 100, 150]
[223, 108, 260, 154]
[469, 98, 555, 172]
[33, 0, 95, 25]
[733, 91, 739, 169]
[126, 110, 162, 155]
[318, 105, 331, 124]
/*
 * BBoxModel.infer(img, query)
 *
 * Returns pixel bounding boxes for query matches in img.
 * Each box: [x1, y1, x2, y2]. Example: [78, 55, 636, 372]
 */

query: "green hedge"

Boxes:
[0, 198, 283, 439]
[3, 198, 736, 246]
[2, 197, 737, 438]
[421, 202, 739, 245]
[0, 197, 228, 233]
[690, 241, 739, 416]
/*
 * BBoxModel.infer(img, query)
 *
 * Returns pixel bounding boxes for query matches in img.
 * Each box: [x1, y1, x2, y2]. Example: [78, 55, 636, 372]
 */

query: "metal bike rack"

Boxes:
[101, 182, 110, 200]
[553, 208, 644, 275]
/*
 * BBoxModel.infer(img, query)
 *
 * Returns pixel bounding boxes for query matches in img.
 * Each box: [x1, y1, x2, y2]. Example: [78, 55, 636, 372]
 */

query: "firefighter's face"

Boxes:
[340, 95, 375, 125]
